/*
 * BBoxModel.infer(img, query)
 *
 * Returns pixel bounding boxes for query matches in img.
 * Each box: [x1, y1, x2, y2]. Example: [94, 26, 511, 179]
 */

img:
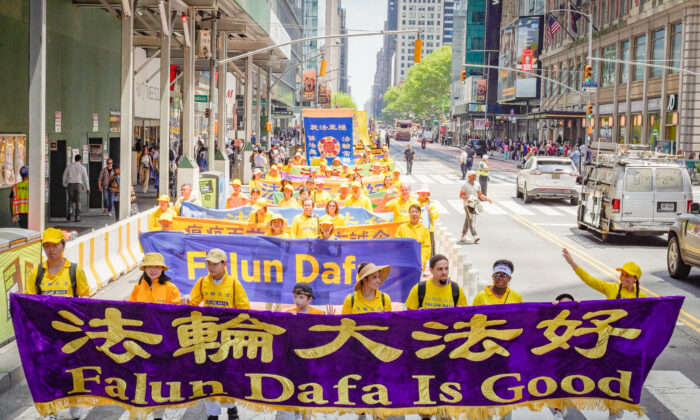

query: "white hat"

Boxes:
[482, 155, 489, 159]
[415, 184, 430, 194]
[467, 170, 477, 177]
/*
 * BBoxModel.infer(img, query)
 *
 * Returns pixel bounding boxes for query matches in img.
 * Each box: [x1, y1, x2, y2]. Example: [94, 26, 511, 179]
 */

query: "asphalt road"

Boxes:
[1, 139, 699, 420]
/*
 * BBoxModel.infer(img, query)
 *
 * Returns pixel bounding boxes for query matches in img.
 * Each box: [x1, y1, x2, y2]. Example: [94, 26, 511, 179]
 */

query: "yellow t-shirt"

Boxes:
[226, 193, 250, 209]
[149, 207, 177, 231]
[472, 286, 524, 306]
[25, 259, 90, 297]
[385, 196, 418, 223]
[189, 273, 250, 309]
[344, 195, 373, 211]
[405, 280, 468, 309]
[267, 231, 290, 239]
[248, 178, 263, 191]
[292, 214, 319, 238]
[265, 175, 281, 182]
[312, 190, 332, 205]
[395, 222, 431, 268]
[248, 211, 274, 225]
[277, 197, 300, 207]
[574, 266, 647, 299]
[310, 157, 326, 166]
[129, 277, 182, 305]
[342, 290, 392, 314]
[326, 215, 346, 228]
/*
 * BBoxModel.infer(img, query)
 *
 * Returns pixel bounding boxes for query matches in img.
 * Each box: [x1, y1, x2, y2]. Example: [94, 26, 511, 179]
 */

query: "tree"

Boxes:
[331, 92, 357, 109]
[382, 45, 451, 121]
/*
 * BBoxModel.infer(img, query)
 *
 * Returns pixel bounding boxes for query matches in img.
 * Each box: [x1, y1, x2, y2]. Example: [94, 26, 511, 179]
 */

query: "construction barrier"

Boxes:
[63, 208, 154, 295]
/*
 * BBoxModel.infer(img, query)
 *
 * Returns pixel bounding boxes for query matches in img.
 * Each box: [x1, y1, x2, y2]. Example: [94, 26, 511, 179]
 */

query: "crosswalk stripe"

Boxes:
[644, 370, 700, 420]
[482, 201, 508, 215]
[447, 199, 465, 213]
[529, 204, 564, 216]
[413, 174, 433, 184]
[429, 174, 452, 185]
[403, 175, 417, 184]
[432, 200, 449, 215]
[556, 205, 579, 216]
[499, 200, 536, 215]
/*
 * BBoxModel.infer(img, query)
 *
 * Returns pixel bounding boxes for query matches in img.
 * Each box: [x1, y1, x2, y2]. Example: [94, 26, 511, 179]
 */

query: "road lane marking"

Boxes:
[499, 200, 536, 215]
[530, 204, 565, 216]
[430, 174, 452, 184]
[644, 370, 700, 420]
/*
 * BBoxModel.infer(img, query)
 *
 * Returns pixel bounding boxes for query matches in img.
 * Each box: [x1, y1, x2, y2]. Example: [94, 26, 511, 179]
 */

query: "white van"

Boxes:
[577, 149, 693, 240]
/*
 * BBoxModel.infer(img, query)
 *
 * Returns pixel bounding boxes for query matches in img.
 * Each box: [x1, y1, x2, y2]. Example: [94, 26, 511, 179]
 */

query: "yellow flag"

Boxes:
[353, 110, 371, 147]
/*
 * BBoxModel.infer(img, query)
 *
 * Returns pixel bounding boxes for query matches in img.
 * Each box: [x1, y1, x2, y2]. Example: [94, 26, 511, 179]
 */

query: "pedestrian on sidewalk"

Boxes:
[458, 171, 491, 244]
[404, 144, 415, 175]
[477, 154, 491, 195]
[139, 148, 152, 192]
[97, 158, 115, 216]
[108, 165, 121, 221]
[62, 154, 90, 222]
[459, 147, 468, 179]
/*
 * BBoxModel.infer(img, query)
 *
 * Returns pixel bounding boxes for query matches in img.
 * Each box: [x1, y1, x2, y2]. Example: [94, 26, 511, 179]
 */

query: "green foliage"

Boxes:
[382, 45, 451, 120]
[331, 92, 357, 109]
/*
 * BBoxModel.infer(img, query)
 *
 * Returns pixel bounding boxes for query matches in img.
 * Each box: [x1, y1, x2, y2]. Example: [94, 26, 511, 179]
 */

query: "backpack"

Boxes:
[108, 175, 119, 195]
[36, 263, 78, 296]
[351, 291, 387, 308]
[417, 281, 460, 308]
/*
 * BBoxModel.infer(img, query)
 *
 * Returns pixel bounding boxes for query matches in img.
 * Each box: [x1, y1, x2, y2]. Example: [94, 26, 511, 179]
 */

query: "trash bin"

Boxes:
[0, 228, 41, 344]
[199, 171, 226, 209]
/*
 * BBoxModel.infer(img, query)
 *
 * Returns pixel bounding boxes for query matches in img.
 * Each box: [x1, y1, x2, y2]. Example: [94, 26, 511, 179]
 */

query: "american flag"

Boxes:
[547, 15, 561, 44]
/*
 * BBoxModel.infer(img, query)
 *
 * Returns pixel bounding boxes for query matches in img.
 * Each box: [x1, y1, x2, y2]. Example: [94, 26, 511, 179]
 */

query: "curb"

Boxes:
[0, 364, 25, 395]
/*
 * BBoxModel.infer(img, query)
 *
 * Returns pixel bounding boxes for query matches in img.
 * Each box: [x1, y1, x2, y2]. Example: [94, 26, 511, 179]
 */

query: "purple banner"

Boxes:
[11, 294, 683, 418]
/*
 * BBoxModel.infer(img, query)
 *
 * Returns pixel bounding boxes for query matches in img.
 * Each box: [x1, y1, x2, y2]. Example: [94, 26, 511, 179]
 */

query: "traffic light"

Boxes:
[413, 39, 422, 63]
[584, 65, 592, 82]
[266, 121, 272, 132]
[460, 70, 467, 84]
[586, 104, 594, 119]
[319, 59, 327, 77]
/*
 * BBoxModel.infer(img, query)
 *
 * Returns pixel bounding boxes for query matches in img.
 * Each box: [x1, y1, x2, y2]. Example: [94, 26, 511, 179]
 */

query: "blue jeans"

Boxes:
[103, 189, 114, 212]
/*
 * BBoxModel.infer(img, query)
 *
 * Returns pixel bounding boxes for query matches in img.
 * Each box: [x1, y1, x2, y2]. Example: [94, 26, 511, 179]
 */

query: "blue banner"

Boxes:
[180, 201, 393, 225]
[139, 232, 421, 304]
[304, 116, 354, 165]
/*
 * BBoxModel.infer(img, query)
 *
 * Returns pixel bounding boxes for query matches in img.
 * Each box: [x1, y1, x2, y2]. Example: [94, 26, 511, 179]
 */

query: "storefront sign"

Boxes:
[54, 111, 61, 133]
[522, 49, 533, 72]
[667, 94, 677, 111]
[109, 110, 120, 133]
[648, 98, 662, 112]
[92, 114, 99, 132]
[630, 100, 644, 113]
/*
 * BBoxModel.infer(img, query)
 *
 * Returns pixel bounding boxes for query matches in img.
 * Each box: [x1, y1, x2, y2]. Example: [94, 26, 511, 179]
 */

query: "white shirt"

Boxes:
[459, 151, 468, 164]
[62, 162, 89, 188]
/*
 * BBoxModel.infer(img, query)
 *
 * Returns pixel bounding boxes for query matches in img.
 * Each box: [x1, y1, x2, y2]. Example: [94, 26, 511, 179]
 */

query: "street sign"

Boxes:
[522, 49, 533, 72]
[581, 81, 598, 93]
[474, 118, 487, 130]
[194, 94, 208, 103]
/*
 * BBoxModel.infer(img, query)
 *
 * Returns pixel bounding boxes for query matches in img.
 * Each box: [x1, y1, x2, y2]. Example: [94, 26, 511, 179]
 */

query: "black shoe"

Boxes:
[154, 418, 162, 420]
[207, 416, 218, 420]
[228, 406, 239, 420]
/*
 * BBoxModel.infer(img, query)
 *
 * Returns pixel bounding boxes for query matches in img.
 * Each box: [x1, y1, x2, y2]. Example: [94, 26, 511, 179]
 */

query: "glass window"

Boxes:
[648, 113, 660, 147]
[654, 168, 684, 192]
[671, 23, 682, 73]
[650, 29, 665, 78]
[599, 116, 613, 142]
[631, 114, 643, 144]
[618, 114, 627, 143]
[620, 40, 629, 83]
[634, 34, 646, 81]
[624, 168, 653, 192]
[602, 45, 616, 87]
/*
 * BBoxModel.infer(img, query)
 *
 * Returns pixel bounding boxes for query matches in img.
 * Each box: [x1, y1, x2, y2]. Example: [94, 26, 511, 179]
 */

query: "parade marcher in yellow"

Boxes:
[174, 183, 202, 214]
[379, 146, 393, 163]
[265, 165, 281, 182]
[157, 212, 174, 231]
[342, 262, 392, 314]
[129, 252, 181, 305]
[370, 162, 383, 175]
[281, 158, 293, 175]
[292, 152, 304, 166]
[345, 181, 373, 211]
[382, 174, 397, 197]
[324, 200, 346, 228]
[226, 179, 250, 209]
[25, 227, 90, 297]
[395, 204, 432, 269]
[392, 168, 403, 189]
[248, 168, 264, 191]
[266, 213, 290, 238]
[385, 184, 418, 223]
[354, 153, 368, 165]
[292, 198, 319, 238]
[405, 254, 468, 309]
[318, 216, 337, 239]
[278, 184, 300, 207]
[149, 195, 176, 231]
[331, 157, 343, 167]
[416, 184, 439, 256]
[297, 187, 311, 206]
[340, 163, 352, 177]
[337, 183, 350, 203]
[185, 248, 248, 420]
[562, 248, 647, 299]
[248, 198, 274, 225]
[473, 260, 524, 305]
[249, 188, 262, 205]
[312, 178, 332, 206]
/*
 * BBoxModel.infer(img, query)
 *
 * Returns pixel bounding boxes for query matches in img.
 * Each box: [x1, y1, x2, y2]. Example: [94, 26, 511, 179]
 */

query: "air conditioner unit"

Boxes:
[197, 29, 212, 59]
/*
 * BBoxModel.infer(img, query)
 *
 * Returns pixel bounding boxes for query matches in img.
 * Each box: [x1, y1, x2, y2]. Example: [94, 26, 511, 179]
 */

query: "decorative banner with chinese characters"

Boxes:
[180, 202, 393, 225]
[170, 216, 403, 240]
[280, 161, 394, 178]
[302, 108, 354, 166]
[11, 294, 683, 419]
[139, 231, 420, 304]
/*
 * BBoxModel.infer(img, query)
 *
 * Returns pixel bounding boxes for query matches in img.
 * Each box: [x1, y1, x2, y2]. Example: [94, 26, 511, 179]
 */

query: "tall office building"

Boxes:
[369, 0, 398, 118]
[394, 0, 453, 84]
[339, 6, 349, 93]
[303, 0, 319, 71]
[325, 0, 342, 94]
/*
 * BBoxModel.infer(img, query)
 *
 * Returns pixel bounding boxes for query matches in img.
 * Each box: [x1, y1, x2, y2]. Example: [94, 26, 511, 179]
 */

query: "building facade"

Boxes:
[369, 0, 398, 118]
[339, 6, 349, 93]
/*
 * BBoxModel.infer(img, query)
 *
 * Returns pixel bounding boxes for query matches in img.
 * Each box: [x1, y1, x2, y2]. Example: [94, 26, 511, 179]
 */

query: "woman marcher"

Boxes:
[249, 188, 262, 204]
[266, 214, 290, 238]
[248, 198, 274, 225]
[473, 260, 524, 305]
[297, 187, 311, 206]
[382, 175, 397, 197]
[249, 168, 264, 191]
[562, 248, 646, 299]
[342, 263, 392, 314]
[324, 200, 346, 228]
[278, 184, 300, 207]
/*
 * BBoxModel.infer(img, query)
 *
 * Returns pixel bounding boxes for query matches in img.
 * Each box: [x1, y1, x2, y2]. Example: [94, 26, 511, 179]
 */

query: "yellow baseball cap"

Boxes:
[158, 195, 170, 202]
[270, 165, 278, 171]
[232, 179, 242, 186]
[42, 228, 65, 244]
[339, 183, 349, 190]
[351, 181, 362, 189]
[319, 215, 335, 226]
[283, 184, 294, 192]
[159, 212, 173, 222]
[205, 248, 227, 264]
[254, 198, 268, 210]
[616, 262, 642, 279]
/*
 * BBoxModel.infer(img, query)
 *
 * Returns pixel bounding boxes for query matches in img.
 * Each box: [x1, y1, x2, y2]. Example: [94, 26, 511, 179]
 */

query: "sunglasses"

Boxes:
[493, 272, 510, 279]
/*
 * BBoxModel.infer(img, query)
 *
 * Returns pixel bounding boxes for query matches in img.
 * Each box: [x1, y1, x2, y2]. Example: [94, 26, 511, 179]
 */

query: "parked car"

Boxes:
[667, 203, 700, 279]
[516, 157, 580, 204]
[468, 138, 487, 156]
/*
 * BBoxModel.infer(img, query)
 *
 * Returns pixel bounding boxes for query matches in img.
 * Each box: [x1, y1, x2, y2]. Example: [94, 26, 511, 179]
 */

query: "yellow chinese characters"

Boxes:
[52, 308, 163, 363]
[172, 311, 286, 364]
[412, 314, 523, 362]
[294, 318, 403, 363]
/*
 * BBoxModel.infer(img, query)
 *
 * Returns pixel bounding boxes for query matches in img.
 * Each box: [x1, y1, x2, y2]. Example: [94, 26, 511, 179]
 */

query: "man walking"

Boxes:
[458, 171, 491, 244]
[465, 144, 475, 171]
[477, 154, 490, 195]
[404, 144, 415, 175]
[62, 154, 90, 222]
[98, 158, 115, 216]
[459, 147, 468, 180]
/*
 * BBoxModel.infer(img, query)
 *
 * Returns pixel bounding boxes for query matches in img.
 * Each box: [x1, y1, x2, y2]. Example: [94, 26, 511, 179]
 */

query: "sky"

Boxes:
[343, 0, 387, 110]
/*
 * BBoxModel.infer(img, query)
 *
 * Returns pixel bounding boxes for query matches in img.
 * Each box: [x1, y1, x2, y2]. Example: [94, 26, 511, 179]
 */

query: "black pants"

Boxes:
[466, 159, 473, 171]
[460, 163, 468, 179]
[406, 159, 413, 175]
[114, 201, 120, 221]
[18, 213, 28, 229]
[479, 175, 488, 196]
[66, 183, 82, 220]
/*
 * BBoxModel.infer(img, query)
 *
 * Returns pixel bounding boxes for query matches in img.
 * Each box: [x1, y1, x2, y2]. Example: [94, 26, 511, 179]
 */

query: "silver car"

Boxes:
[516, 157, 579, 205]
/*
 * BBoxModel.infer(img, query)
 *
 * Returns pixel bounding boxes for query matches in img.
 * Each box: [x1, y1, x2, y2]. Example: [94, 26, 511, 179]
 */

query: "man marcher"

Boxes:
[395, 204, 432, 270]
[10, 166, 29, 228]
[174, 183, 202, 214]
[404, 144, 415, 175]
[312, 179, 332, 206]
[62, 154, 90, 222]
[465, 144, 475, 171]
[97, 158, 116, 216]
[344, 182, 373, 211]
[473, 260, 524, 305]
[416, 185, 439, 257]
[185, 248, 248, 420]
[385, 184, 418, 223]
[405, 254, 467, 309]
[459, 147, 468, 180]
[477, 154, 491, 195]
[458, 171, 491, 244]
[292, 198, 320, 239]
